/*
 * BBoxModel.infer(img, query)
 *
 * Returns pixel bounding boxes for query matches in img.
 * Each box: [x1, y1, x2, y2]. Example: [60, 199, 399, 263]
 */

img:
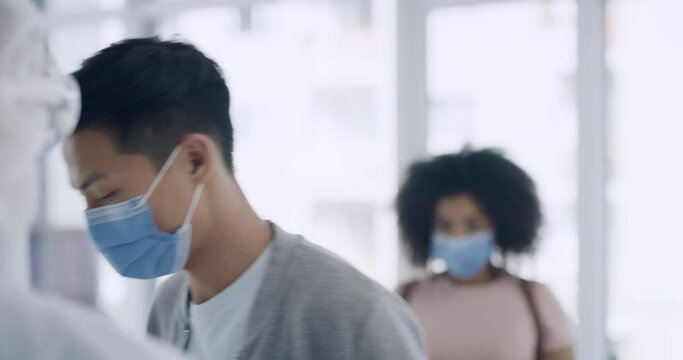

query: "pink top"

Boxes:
[405, 273, 572, 360]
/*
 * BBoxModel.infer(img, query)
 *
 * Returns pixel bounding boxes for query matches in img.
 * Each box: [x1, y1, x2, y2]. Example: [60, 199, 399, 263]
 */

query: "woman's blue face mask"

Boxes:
[430, 231, 495, 280]
[85, 146, 204, 279]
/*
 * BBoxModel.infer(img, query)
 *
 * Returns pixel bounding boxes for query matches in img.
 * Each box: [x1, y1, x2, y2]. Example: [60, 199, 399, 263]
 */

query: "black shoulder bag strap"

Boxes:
[520, 279, 544, 360]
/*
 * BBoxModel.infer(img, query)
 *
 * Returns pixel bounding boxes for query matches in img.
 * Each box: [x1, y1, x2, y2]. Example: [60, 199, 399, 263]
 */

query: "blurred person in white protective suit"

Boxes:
[0, 0, 188, 358]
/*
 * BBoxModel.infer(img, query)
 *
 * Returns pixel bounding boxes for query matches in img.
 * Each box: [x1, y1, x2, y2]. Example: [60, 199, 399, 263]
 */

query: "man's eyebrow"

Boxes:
[79, 172, 106, 191]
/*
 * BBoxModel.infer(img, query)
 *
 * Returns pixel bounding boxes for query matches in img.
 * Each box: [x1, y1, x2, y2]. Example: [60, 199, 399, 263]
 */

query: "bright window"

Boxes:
[608, 1, 683, 358]
[426, 1, 578, 321]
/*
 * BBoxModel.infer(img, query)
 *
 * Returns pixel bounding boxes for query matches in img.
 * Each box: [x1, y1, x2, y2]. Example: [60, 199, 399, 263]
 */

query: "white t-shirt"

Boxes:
[189, 244, 273, 359]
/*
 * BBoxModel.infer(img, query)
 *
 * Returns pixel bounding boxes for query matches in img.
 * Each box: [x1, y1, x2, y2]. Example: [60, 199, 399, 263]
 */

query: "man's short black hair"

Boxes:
[72, 37, 234, 171]
[396, 148, 542, 266]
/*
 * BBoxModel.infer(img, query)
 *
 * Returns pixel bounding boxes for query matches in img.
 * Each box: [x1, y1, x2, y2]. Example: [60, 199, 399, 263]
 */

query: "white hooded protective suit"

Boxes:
[0, 1, 187, 358]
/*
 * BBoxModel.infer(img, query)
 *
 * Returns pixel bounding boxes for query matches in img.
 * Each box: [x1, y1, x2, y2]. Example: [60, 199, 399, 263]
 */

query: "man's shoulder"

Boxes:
[279, 237, 409, 320]
[271, 235, 427, 358]
[287, 239, 385, 296]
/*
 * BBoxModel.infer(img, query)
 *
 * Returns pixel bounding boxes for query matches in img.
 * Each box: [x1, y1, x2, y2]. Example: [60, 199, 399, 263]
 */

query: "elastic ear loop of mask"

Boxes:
[134, 145, 205, 225]
[183, 184, 205, 226]
[136, 145, 184, 209]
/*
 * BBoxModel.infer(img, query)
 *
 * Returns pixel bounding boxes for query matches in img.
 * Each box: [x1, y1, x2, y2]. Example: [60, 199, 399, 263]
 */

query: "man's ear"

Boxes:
[181, 134, 216, 184]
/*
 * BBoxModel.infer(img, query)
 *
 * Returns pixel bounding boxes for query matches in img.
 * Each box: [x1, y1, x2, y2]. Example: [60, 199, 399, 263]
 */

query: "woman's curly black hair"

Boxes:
[396, 148, 542, 266]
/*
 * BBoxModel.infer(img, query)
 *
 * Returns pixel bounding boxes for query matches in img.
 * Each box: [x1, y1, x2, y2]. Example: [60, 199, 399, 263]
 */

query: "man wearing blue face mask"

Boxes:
[85, 145, 202, 279]
[63, 37, 426, 360]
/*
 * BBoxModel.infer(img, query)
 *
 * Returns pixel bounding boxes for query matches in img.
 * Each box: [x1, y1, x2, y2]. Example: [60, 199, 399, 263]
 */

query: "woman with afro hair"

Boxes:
[397, 148, 573, 360]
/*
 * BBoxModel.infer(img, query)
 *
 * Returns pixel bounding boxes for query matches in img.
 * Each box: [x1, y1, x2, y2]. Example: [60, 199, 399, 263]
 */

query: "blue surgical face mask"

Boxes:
[430, 231, 495, 280]
[85, 146, 204, 279]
